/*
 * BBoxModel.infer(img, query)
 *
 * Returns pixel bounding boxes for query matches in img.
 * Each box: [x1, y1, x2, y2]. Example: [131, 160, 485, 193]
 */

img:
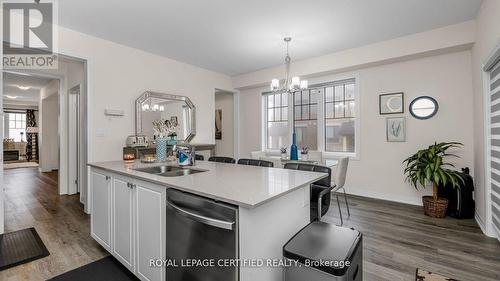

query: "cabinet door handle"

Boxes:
[105, 175, 111, 180]
[127, 183, 136, 189]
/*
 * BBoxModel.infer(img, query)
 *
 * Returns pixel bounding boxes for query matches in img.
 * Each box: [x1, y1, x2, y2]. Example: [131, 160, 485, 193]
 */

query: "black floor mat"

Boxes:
[0, 227, 50, 271]
[47, 256, 139, 281]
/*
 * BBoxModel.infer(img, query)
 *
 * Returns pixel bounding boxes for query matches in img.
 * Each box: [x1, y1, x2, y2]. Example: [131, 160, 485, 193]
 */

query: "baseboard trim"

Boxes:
[475, 212, 490, 236]
[342, 186, 423, 206]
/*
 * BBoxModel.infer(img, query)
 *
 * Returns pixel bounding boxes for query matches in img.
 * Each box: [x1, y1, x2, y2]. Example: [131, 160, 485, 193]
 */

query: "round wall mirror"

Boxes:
[409, 96, 438, 120]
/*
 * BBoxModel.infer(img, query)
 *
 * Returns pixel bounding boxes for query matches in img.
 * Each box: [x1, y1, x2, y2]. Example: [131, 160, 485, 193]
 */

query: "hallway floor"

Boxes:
[0, 168, 107, 281]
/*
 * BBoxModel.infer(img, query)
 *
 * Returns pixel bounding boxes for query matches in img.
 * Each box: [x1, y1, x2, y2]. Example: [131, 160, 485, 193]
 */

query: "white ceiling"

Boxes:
[58, 0, 482, 75]
[3, 72, 53, 106]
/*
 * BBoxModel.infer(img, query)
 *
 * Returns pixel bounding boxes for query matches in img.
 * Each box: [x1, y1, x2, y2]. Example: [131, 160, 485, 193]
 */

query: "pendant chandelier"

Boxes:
[270, 37, 308, 93]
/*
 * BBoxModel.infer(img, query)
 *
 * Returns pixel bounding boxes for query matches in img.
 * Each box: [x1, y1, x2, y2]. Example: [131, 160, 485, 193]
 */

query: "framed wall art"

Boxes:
[386, 117, 406, 142]
[379, 92, 404, 115]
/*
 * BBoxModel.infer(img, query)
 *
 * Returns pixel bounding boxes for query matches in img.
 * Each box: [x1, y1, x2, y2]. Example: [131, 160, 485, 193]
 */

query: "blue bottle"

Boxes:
[290, 132, 298, 160]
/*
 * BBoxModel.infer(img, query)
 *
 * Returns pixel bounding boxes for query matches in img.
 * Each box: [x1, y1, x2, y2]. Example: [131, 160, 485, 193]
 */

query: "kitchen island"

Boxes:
[88, 160, 326, 281]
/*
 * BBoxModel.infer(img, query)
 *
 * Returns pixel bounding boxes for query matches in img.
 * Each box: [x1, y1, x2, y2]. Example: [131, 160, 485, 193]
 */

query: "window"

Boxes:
[294, 89, 319, 150]
[263, 77, 358, 156]
[324, 80, 356, 153]
[7, 113, 27, 142]
[265, 92, 289, 150]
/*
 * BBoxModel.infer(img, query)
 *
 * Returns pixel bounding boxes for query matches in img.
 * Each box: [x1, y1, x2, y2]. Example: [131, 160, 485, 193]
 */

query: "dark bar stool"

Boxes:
[237, 158, 274, 167]
[284, 163, 333, 222]
[208, 156, 236, 163]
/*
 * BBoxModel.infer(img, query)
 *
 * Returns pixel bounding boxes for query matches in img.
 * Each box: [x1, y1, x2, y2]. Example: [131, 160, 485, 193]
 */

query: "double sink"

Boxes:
[133, 165, 206, 177]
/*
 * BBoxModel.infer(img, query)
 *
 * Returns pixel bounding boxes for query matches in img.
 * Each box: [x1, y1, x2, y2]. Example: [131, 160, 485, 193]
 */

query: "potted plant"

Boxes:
[403, 142, 465, 218]
[300, 147, 309, 161]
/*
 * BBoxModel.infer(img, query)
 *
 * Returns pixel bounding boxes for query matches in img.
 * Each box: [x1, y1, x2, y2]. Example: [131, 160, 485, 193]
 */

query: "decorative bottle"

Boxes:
[290, 132, 298, 160]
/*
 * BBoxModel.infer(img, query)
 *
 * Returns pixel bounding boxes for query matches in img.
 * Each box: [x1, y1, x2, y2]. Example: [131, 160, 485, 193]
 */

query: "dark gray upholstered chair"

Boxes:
[208, 156, 236, 163]
[237, 158, 274, 167]
[284, 163, 333, 222]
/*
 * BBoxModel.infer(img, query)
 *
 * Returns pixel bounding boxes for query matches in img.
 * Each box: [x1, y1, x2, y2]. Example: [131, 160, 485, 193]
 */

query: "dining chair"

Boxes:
[208, 156, 236, 163]
[251, 151, 266, 160]
[333, 157, 350, 225]
[237, 158, 274, 167]
[195, 154, 204, 161]
[283, 163, 333, 222]
[306, 151, 323, 164]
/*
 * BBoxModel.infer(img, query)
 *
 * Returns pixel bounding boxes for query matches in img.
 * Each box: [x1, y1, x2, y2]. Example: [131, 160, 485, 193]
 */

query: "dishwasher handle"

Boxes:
[167, 200, 235, 231]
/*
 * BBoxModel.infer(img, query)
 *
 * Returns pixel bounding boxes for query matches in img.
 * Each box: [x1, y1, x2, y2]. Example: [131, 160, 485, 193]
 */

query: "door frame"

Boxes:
[68, 84, 81, 196]
[214, 88, 240, 159]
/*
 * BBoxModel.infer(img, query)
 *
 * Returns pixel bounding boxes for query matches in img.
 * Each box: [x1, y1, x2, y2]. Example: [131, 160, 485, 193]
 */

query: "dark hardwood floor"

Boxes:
[0, 167, 107, 281]
[324, 194, 500, 281]
[1, 167, 500, 280]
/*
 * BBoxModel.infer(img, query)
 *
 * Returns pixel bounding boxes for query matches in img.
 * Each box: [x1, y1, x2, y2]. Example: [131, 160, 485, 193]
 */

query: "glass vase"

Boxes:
[156, 137, 168, 162]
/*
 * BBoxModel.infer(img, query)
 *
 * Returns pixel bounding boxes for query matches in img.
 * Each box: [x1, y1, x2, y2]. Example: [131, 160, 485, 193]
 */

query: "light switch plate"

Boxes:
[104, 109, 124, 117]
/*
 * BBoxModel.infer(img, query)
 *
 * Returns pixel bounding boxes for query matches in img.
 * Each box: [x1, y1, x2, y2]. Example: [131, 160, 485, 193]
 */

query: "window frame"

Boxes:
[6, 112, 27, 142]
[262, 91, 293, 152]
[320, 76, 360, 159]
[261, 74, 360, 159]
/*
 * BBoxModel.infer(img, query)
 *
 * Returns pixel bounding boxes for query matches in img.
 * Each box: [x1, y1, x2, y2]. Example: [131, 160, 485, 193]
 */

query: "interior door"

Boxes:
[68, 85, 81, 196]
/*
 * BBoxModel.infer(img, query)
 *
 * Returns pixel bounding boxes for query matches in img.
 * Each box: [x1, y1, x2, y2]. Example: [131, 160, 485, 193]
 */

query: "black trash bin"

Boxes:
[283, 221, 362, 281]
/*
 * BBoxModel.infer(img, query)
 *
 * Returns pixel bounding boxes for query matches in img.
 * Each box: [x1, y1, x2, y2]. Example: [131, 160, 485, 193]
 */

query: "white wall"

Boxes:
[471, 0, 500, 234]
[239, 51, 474, 205]
[233, 21, 476, 89]
[215, 91, 234, 157]
[55, 27, 233, 163]
[39, 80, 60, 172]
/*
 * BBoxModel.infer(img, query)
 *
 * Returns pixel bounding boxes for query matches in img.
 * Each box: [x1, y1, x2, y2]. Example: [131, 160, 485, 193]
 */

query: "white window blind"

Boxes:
[489, 58, 500, 234]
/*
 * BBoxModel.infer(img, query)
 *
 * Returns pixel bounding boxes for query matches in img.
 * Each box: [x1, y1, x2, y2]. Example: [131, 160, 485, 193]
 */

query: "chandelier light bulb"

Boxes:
[291, 77, 300, 88]
[300, 80, 308, 90]
[271, 79, 280, 91]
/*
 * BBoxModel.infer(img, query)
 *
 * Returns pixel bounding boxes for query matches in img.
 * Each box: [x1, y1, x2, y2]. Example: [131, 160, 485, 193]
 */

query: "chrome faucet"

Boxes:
[174, 143, 195, 166]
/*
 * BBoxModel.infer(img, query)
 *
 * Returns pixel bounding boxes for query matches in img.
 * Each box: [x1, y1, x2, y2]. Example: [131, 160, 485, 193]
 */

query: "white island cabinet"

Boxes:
[89, 161, 326, 281]
[90, 168, 166, 281]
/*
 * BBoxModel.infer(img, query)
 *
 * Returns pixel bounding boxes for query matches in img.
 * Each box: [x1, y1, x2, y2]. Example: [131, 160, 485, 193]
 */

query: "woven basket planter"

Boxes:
[422, 196, 448, 218]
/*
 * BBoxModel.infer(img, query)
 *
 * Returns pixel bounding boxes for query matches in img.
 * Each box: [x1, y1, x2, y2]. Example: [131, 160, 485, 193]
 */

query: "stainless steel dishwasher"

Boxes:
[166, 188, 239, 281]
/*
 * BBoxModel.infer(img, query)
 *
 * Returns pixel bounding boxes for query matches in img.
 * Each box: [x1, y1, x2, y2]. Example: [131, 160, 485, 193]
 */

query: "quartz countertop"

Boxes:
[88, 160, 327, 209]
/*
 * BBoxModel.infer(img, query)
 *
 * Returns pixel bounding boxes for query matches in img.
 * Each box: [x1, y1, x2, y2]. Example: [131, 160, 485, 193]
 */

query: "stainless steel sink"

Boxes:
[133, 165, 206, 177]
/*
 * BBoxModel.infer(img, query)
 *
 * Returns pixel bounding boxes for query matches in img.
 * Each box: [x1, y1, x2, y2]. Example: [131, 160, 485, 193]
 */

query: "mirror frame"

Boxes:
[409, 96, 439, 120]
[135, 91, 196, 142]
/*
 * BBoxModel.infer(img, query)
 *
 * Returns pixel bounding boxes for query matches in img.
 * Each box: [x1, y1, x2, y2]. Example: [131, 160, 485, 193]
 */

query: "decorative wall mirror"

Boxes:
[135, 91, 196, 142]
[409, 96, 439, 120]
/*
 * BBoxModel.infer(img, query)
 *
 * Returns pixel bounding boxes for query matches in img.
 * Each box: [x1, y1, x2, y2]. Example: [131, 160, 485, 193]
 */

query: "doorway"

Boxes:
[2, 72, 63, 181]
[214, 89, 238, 158]
[0, 55, 89, 235]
